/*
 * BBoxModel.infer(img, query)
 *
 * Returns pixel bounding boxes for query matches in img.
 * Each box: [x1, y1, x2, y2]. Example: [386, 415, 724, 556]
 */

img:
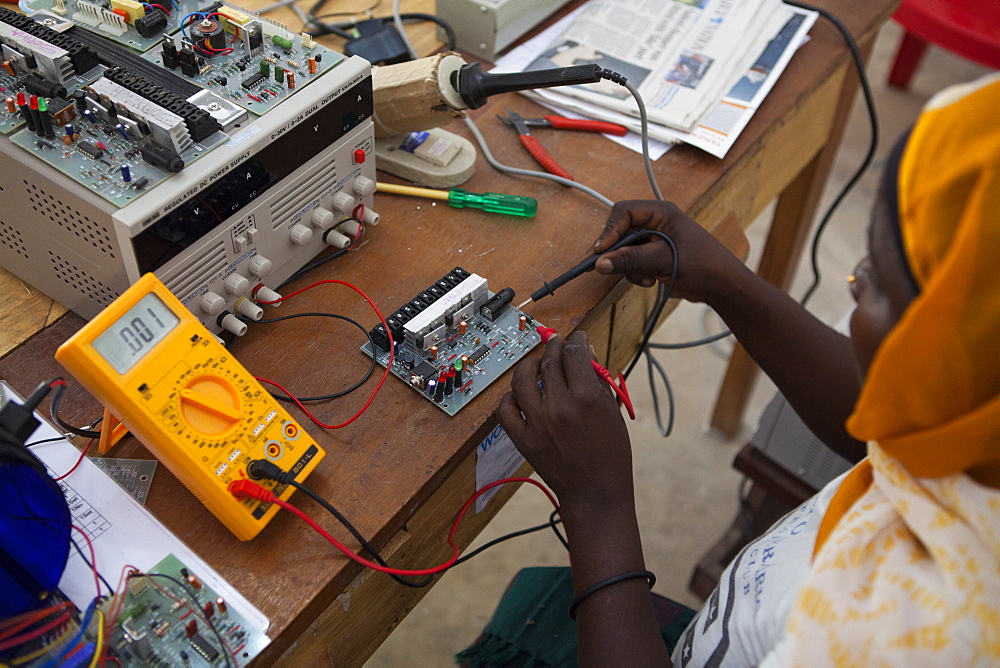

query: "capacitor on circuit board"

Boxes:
[202, 601, 215, 619]
[518, 315, 527, 331]
[115, 123, 131, 140]
[186, 574, 203, 590]
[120, 164, 132, 182]
[458, 320, 467, 335]
[308, 56, 317, 74]
[194, 18, 227, 50]
[5, 96, 14, 114]
[2, 60, 13, 76]
[185, 619, 198, 638]
[428, 345, 438, 361]
[286, 71, 295, 89]
[216, 597, 227, 614]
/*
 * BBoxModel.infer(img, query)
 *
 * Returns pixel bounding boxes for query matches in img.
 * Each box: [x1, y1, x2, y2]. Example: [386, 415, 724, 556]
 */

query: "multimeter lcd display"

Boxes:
[92, 293, 180, 373]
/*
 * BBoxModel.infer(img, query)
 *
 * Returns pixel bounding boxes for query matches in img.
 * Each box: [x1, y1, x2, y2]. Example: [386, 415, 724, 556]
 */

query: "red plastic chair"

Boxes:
[888, 0, 1000, 89]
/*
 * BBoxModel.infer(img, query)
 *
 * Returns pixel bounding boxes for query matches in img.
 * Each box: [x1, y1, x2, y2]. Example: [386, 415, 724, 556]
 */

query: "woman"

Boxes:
[491, 74, 1000, 665]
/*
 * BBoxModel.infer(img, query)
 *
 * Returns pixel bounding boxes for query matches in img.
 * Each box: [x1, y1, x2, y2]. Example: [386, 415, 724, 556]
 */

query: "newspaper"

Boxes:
[493, 3, 817, 159]
[522, 0, 794, 132]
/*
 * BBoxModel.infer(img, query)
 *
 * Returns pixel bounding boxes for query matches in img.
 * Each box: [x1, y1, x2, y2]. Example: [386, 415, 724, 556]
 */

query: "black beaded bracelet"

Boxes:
[568, 570, 656, 619]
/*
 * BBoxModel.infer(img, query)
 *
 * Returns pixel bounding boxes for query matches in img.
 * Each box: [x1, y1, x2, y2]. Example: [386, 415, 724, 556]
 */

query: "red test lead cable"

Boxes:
[229, 477, 559, 576]
[536, 327, 635, 420]
[252, 279, 394, 429]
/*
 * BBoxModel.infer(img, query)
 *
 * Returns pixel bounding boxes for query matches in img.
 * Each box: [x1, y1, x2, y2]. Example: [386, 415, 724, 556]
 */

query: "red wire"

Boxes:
[0, 602, 72, 640]
[253, 279, 394, 429]
[149, 3, 168, 12]
[0, 612, 72, 651]
[54, 437, 95, 481]
[72, 525, 101, 597]
[231, 477, 559, 576]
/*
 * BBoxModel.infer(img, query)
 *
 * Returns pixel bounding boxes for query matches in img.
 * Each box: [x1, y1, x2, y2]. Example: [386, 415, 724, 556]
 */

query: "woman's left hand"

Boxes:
[496, 330, 634, 513]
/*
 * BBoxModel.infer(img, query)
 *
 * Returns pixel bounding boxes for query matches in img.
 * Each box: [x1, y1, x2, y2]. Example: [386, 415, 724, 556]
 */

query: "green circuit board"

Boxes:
[10, 115, 227, 206]
[25, 0, 216, 52]
[141, 29, 343, 114]
[0, 66, 104, 135]
[101, 554, 269, 666]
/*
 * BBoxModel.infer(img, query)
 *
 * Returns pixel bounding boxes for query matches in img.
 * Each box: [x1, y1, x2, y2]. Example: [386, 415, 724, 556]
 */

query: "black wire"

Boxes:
[49, 382, 102, 439]
[305, 0, 377, 37]
[240, 312, 376, 402]
[70, 535, 114, 595]
[452, 509, 566, 567]
[25, 436, 70, 448]
[782, 0, 880, 307]
[278, 246, 350, 290]
[140, 573, 234, 668]
[622, 231, 678, 380]
[647, 330, 732, 350]
[644, 351, 676, 437]
[292, 479, 568, 580]
[288, 480, 434, 588]
[307, 13, 457, 51]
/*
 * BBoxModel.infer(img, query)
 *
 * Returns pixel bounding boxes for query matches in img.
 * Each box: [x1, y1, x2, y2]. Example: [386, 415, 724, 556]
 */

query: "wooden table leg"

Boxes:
[708, 40, 875, 439]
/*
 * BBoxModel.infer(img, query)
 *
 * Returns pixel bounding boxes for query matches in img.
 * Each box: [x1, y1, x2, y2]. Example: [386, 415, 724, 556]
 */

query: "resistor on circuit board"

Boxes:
[286, 59, 299, 68]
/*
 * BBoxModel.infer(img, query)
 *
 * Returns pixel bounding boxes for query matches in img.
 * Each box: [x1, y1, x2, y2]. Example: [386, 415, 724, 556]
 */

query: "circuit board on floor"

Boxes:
[362, 267, 542, 416]
[100, 554, 268, 666]
[0, 2, 341, 205]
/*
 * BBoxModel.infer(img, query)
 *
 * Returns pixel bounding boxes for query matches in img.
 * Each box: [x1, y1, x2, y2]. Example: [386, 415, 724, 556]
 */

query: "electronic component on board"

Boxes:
[481, 287, 514, 322]
[362, 268, 541, 415]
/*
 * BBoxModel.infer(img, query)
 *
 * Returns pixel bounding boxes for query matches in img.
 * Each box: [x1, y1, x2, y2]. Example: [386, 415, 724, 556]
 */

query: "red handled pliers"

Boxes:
[497, 109, 628, 181]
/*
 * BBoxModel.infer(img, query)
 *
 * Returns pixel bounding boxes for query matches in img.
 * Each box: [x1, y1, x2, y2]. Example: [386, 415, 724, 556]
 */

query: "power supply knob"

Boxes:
[200, 291, 226, 316]
[353, 175, 376, 197]
[248, 255, 272, 278]
[332, 191, 355, 213]
[311, 206, 336, 230]
[224, 273, 250, 295]
[289, 223, 313, 246]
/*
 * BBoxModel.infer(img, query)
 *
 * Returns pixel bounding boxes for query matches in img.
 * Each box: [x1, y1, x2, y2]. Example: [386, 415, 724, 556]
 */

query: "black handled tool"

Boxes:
[519, 230, 651, 308]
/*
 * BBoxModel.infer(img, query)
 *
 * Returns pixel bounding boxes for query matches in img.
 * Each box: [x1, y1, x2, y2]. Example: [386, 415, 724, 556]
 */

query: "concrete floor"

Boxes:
[367, 20, 992, 667]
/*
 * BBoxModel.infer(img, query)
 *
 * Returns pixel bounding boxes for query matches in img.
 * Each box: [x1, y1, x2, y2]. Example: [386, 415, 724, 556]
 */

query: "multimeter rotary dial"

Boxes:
[179, 375, 242, 435]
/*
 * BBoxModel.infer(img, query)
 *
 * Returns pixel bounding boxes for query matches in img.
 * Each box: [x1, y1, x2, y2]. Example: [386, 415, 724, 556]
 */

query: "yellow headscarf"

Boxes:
[779, 76, 1000, 665]
[814, 73, 1000, 555]
[847, 72, 1000, 478]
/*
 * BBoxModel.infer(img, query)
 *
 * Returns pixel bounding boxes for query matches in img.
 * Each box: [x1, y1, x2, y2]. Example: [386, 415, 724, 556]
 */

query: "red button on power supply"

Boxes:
[353, 148, 366, 164]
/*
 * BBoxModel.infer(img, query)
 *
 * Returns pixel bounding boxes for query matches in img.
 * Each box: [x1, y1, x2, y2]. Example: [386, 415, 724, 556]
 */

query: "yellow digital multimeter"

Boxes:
[55, 273, 325, 541]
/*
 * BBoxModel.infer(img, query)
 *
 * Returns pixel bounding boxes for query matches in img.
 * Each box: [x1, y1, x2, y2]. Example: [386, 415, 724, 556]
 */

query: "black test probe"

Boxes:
[517, 230, 651, 309]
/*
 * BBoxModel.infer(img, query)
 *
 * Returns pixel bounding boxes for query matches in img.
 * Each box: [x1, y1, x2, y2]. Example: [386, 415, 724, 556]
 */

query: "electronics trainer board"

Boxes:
[99, 553, 269, 666]
[362, 267, 542, 415]
[0, 4, 377, 336]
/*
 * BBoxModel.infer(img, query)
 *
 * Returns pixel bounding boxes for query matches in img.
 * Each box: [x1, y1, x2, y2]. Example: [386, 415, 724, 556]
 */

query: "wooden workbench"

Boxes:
[0, 0, 899, 663]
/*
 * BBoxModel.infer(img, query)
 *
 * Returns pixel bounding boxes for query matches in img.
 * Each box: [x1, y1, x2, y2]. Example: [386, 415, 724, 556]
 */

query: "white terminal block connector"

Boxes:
[200, 291, 226, 316]
[311, 206, 337, 230]
[254, 285, 282, 305]
[324, 229, 351, 249]
[234, 297, 263, 321]
[219, 313, 247, 336]
[404, 274, 488, 351]
[362, 207, 380, 226]
[224, 273, 250, 295]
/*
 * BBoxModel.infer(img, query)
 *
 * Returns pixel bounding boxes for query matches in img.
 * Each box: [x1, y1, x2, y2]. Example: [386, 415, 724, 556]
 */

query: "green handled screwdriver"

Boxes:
[376, 183, 537, 217]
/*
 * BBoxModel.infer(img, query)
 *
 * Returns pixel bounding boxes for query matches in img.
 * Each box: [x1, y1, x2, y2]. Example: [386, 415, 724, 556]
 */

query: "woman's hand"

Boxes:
[593, 200, 746, 305]
[496, 331, 634, 513]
